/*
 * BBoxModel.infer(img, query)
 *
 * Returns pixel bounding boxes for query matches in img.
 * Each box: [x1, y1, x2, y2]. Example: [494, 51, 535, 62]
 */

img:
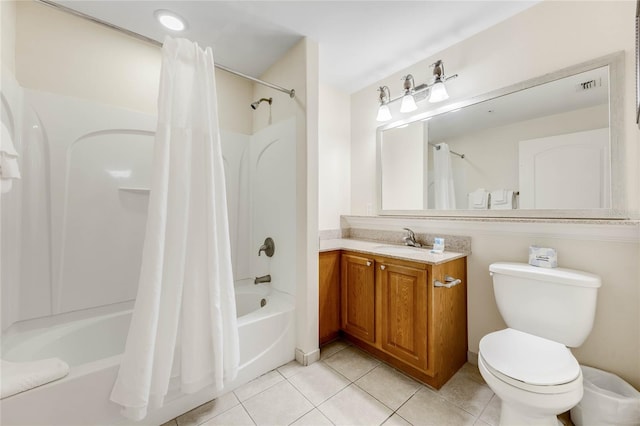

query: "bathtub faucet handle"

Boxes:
[254, 274, 271, 284]
[258, 237, 275, 257]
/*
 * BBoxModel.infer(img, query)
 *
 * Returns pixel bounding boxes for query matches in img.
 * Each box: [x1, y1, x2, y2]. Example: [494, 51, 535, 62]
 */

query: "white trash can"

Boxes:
[571, 365, 640, 426]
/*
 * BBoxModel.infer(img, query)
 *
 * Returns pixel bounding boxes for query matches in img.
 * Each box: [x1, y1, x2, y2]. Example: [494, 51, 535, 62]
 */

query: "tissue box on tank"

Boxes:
[528, 246, 558, 268]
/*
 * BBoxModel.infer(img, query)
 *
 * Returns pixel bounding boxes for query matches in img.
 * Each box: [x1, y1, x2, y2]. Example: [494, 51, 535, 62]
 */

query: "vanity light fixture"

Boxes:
[428, 60, 457, 103]
[375, 59, 458, 122]
[376, 86, 392, 122]
[155, 10, 187, 31]
[400, 75, 418, 113]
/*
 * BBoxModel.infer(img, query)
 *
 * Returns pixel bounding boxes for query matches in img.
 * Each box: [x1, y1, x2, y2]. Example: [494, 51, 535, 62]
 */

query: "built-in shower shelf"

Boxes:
[118, 187, 151, 194]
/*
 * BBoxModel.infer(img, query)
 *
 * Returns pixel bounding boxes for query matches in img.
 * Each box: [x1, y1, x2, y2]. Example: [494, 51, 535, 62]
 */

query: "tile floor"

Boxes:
[162, 340, 573, 426]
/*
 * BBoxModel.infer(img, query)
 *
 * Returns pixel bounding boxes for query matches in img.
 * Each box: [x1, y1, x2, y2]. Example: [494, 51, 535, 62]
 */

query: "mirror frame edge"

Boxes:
[376, 51, 627, 219]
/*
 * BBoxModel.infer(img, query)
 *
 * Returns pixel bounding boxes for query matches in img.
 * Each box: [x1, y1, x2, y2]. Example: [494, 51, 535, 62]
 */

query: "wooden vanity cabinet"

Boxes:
[337, 251, 467, 389]
[340, 252, 376, 343]
[378, 260, 428, 370]
[319, 251, 341, 345]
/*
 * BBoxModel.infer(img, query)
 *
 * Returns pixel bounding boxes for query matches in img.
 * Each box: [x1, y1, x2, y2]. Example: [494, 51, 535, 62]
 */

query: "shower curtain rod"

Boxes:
[428, 143, 465, 159]
[36, 0, 296, 99]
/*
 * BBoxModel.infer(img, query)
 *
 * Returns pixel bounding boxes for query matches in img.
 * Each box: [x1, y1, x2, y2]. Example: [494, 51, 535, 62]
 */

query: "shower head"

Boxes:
[250, 97, 272, 110]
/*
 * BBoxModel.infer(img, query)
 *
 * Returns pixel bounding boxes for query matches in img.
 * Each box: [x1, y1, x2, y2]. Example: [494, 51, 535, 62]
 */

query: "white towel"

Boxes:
[1, 358, 70, 399]
[490, 189, 515, 210]
[467, 188, 489, 209]
[1, 122, 21, 194]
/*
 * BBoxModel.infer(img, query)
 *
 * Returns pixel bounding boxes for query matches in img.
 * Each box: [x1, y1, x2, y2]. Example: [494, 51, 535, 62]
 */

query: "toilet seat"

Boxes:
[479, 328, 581, 393]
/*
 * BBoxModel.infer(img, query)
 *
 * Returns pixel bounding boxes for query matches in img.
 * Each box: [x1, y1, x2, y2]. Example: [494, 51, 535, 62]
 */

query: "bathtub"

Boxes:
[0, 282, 295, 425]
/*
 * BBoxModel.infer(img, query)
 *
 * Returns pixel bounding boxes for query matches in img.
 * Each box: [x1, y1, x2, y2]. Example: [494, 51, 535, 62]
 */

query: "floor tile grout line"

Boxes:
[287, 370, 351, 409]
[417, 373, 496, 420]
[437, 386, 495, 419]
[191, 398, 241, 426]
[351, 379, 416, 414]
[236, 402, 258, 426]
[234, 370, 286, 404]
[284, 405, 321, 426]
[386, 385, 427, 426]
[283, 369, 340, 426]
[319, 358, 362, 384]
[183, 396, 241, 426]
[476, 393, 498, 426]
[319, 341, 351, 361]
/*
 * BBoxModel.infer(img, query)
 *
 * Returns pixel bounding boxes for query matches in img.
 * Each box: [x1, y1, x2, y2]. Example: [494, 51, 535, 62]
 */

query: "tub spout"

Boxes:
[254, 275, 271, 284]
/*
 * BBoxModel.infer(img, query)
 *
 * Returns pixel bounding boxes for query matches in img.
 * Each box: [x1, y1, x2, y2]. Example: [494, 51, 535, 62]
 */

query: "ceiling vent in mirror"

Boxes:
[576, 78, 601, 91]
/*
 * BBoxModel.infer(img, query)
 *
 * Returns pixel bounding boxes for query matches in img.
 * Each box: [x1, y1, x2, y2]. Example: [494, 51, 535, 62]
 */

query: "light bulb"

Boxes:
[400, 93, 417, 113]
[429, 81, 449, 103]
[376, 104, 392, 122]
[155, 10, 186, 31]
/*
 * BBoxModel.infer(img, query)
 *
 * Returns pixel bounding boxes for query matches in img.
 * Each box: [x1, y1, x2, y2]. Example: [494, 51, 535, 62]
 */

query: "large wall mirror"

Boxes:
[376, 52, 625, 218]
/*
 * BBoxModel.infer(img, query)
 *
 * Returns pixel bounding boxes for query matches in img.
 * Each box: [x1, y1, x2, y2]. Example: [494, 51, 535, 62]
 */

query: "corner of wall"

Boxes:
[319, 83, 352, 230]
[252, 37, 321, 354]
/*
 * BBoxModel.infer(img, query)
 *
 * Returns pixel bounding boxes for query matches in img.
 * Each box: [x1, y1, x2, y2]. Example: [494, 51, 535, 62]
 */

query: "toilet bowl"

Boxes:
[480, 263, 601, 426]
[479, 328, 584, 425]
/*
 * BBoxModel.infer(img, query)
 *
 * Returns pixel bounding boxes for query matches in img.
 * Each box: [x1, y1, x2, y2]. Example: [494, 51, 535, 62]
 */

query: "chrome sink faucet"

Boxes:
[403, 228, 421, 247]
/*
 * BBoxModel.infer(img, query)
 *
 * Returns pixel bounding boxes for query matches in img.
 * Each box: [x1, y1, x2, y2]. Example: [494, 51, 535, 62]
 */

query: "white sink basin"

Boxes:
[372, 245, 425, 255]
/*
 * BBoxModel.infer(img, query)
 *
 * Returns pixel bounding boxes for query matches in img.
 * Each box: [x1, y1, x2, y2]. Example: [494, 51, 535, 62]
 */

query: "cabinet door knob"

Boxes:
[380, 265, 386, 270]
[366, 261, 372, 267]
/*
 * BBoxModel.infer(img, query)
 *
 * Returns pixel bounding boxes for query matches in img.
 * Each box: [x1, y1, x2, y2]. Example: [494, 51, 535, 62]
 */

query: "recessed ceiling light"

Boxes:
[155, 10, 186, 31]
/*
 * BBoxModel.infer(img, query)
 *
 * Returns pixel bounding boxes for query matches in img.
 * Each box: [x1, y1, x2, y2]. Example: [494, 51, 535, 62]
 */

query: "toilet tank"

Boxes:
[489, 262, 601, 348]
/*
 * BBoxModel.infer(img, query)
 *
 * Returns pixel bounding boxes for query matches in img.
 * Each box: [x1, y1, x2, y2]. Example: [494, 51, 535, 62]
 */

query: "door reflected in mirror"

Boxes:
[377, 57, 621, 217]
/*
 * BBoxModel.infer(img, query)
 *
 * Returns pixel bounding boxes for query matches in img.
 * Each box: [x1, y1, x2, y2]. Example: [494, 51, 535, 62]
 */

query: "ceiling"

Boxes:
[422, 65, 610, 141]
[52, 1, 539, 94]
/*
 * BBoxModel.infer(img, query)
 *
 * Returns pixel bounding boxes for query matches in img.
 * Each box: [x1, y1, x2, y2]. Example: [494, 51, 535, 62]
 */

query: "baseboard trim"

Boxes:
[295, 347, 320, 366]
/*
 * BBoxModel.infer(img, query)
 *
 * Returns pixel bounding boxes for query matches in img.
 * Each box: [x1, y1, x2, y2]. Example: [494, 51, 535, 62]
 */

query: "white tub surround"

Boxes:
[0, 284, 294, 426]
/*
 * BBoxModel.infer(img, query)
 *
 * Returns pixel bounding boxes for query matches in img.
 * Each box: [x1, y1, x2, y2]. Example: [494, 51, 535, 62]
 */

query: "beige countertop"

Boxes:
[319, 238, 466, 265]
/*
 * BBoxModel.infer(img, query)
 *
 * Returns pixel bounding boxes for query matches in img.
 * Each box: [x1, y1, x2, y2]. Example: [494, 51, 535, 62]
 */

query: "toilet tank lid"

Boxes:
[489, 262, 601, 288]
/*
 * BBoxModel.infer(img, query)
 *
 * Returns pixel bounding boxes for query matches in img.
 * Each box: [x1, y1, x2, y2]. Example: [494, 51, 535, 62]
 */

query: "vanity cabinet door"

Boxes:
[378, 260, 428, 370]
[319, 251, 341, 345]
[341, 253, 376, 343]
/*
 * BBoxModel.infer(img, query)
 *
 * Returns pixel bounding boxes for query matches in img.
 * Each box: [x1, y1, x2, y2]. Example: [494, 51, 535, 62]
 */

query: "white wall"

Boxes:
[381, 123, 425, 210]
[348, 0, 640, 388]
[1, 0, 16, 74]
[351, 0, 639, 217]
[14, 1, 253, 133]
[318, 84, 350, 230]
[439, 104, 609, 206]
[252, 38, 321, 361]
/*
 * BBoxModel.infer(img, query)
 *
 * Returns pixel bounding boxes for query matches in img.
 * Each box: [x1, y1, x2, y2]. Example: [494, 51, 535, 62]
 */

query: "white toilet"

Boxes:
[479, 262, 601, 426]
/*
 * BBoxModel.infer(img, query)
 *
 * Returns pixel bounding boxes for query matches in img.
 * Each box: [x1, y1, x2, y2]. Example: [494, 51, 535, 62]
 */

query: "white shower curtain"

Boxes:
[433, 143, 457, 210]
[110, 37, 239, 421]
